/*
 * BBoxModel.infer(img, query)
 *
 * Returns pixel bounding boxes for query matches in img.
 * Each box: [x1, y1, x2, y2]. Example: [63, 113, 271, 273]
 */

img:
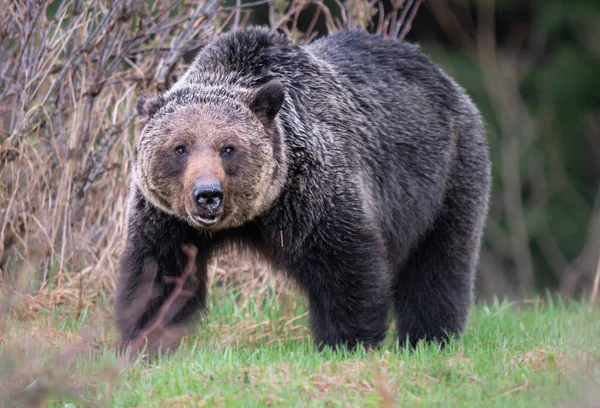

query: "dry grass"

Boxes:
[0, 0, 423, 319]
[0, 0, 223, 311]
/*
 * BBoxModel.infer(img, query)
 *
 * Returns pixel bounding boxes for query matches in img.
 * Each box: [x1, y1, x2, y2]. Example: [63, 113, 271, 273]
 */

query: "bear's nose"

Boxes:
[193, 182, 224, 208]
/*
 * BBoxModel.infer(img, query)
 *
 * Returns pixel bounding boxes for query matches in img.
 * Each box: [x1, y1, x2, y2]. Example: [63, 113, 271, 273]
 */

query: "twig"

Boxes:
[126, 244, 198, 356]
[233, 0, 242, 29]
[590, 250, 600, 308]
[496, 382, 532, 398]
[398, 0, 422, 40]
[392, 0, 412, 38]
[155, 0, 219, 90]
[270, 1, 307, 34]
[76, 112, 137, 199]
[221, 0, 272, 11]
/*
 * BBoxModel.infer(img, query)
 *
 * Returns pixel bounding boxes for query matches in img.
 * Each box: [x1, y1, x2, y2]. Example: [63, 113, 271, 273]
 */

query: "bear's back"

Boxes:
[305, 31, 463, 116]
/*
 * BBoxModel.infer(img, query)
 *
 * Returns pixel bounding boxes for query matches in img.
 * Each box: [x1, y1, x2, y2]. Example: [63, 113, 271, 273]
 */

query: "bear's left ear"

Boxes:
[248, 80, 285, 125]
[136, 93, 166, 119]
[135, 93, 166, 135]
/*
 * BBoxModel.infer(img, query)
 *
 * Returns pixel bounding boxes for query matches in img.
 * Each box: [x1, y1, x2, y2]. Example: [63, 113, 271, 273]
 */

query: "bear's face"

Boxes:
[133, 80, 286, 230]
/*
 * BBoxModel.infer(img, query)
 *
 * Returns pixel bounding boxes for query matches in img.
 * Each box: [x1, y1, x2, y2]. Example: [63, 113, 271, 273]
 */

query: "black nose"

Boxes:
[193, 182, 223, 208]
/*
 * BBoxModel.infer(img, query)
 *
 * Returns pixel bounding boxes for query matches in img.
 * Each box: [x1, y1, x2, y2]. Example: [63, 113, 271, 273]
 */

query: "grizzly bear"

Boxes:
[115, 26, 491, 353]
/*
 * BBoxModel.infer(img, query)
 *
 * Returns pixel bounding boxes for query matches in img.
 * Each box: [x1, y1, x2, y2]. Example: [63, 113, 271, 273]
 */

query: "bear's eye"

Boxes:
[174, 146, 186, 155]
[221, 146, 235, 156]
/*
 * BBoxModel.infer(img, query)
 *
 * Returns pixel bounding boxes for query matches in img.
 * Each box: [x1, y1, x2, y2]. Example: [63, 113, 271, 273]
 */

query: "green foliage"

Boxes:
[3, 289, 597, 407]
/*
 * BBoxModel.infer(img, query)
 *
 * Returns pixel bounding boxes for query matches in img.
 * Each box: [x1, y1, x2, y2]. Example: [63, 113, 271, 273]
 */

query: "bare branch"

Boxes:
[398, 0, 422, 40]
[125, 244, 198, 357]
[233, 0, 242, 29]
[221, 0, 272, 11]
[591, 251, 600, 307]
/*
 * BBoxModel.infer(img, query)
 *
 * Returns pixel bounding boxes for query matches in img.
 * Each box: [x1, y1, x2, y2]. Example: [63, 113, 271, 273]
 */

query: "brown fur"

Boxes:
[133, 97, 286, 230]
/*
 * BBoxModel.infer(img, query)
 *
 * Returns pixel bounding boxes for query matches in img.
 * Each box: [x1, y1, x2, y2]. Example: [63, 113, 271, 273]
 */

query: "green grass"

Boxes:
[2, 287, 600, 407]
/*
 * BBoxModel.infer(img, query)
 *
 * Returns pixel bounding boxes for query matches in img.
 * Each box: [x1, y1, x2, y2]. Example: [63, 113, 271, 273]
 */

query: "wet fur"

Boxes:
[116, 27, 491, 351]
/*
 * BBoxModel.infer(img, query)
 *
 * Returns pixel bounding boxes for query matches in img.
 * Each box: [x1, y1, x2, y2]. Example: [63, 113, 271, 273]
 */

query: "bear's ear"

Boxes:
[136, 93, 166, 120]
[248, 80, 285, 125]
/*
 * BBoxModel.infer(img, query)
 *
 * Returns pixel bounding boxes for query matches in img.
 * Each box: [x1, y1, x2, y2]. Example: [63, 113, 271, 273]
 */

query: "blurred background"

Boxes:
[1, 0, 599, 308]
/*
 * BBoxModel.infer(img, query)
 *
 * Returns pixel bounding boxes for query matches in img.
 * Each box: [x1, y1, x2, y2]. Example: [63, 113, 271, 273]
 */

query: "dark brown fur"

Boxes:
[115, 27, 491, 353]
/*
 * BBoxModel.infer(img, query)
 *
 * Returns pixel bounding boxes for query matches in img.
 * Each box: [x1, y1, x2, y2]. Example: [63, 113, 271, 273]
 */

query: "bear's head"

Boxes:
[132, 80, 286, 230]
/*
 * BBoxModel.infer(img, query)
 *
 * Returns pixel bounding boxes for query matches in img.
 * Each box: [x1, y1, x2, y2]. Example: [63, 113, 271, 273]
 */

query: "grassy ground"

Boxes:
[2, 286, 599, 407]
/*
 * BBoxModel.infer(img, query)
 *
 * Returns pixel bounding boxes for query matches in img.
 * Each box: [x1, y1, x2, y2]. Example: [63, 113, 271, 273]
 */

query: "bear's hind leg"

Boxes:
[393, 178, 489, 348]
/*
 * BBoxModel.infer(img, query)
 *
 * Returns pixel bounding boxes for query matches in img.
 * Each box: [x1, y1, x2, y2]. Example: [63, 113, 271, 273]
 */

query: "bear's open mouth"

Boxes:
[191, 213, 220, 226]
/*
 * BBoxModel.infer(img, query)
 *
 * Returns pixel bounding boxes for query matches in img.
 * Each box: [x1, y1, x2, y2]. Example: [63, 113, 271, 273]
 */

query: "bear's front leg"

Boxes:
[293, 232, 392, 351]
[115, 194, 210, 355]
